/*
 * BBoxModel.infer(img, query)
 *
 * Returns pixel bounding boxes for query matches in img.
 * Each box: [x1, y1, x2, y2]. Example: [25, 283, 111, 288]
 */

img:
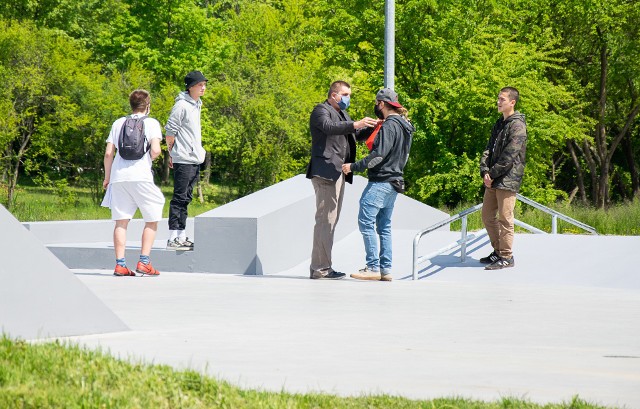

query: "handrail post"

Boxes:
[411, 194, 596, 281]
[412, 234, 420, 280]
[460, 215, 468, 262]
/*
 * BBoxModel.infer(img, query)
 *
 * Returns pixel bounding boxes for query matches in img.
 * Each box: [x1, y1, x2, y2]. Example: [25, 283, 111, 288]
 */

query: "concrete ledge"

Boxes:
[27, 219, 195, 272]
[24, 175, 450, 275]
[23, 218, 194, 245]
[193, 175, 449, 275]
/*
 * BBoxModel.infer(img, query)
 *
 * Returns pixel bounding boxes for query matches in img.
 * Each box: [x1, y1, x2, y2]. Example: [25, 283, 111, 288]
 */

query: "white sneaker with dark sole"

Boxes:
[166, 238, 193, 251]
[485, 257, 515, 270]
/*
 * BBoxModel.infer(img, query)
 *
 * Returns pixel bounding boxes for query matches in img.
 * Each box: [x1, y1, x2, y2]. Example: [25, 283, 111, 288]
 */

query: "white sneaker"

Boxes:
[166, 238, 192, 251]
[179, 237, 194, 249]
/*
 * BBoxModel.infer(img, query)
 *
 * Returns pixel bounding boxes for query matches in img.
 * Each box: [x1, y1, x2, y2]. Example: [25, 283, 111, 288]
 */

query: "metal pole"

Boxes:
[552, 214, 557, 234]
[412, 234, 419, 280]
[460, 215, 468, 262]
[384, 0, 395, 90]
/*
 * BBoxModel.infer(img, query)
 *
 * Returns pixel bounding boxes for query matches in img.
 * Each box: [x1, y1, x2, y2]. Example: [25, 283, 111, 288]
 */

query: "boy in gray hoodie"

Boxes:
[165, 70, 208, 250]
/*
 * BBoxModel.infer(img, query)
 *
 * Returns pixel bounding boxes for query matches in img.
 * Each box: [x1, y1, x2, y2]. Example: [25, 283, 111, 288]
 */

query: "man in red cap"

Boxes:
[342, 88, 415, 281]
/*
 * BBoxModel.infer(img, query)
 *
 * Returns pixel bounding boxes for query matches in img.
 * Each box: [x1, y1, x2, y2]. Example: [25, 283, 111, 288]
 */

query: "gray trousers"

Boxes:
[310, 175, 345, 275]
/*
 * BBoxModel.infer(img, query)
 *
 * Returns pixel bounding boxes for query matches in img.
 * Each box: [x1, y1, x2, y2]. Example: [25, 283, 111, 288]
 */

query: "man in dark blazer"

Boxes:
[306, 80, 377, 280]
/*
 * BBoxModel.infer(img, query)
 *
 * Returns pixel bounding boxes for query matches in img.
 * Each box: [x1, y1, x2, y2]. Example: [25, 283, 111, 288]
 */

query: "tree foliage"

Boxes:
[0, 0, 639, 210]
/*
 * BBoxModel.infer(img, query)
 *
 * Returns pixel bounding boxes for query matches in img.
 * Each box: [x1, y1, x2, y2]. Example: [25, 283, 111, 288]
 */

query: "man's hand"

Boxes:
[166, 135, 175, 169]
[103, 179, 109, 189]
[342, 163, 352, 174]
[354, 117, 378, 130]
[483, 173, 493, 188]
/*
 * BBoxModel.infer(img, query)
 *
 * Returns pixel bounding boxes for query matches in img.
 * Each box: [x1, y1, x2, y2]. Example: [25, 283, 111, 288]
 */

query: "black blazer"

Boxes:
[306, 101, 370, 184]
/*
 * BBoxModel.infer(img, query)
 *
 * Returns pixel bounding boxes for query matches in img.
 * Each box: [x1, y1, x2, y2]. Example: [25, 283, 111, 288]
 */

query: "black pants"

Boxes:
[169, 163, 200, 231]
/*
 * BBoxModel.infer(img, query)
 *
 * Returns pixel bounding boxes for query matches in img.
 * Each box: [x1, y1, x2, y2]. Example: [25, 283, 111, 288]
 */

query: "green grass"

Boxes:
[1, 183, 235, 222]
[447, 200, 640, 235]
[0, 336, 615, 409]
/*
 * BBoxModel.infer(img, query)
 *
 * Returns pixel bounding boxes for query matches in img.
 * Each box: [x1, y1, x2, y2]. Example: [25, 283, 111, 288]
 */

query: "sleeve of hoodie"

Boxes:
[164, 101, 186, 136]
[351, 123, 394, 173]
[487, 121, 527, 180]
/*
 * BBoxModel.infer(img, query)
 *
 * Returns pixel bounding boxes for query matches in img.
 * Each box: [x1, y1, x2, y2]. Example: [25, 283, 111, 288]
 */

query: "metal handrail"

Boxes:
[411, 194, 598, 280]
[515, 194, 598, 235]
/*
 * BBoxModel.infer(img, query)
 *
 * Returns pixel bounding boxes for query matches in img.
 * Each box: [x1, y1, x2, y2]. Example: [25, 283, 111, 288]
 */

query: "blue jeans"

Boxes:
[358, 181, 398, 274]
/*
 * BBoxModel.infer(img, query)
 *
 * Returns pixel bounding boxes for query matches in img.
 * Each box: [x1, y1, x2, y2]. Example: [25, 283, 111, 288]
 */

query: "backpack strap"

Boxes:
[138, 115, 149, 154]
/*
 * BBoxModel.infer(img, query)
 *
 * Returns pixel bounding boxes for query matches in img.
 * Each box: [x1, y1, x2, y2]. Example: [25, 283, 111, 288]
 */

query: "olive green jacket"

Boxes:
[480, 112, 527, 192]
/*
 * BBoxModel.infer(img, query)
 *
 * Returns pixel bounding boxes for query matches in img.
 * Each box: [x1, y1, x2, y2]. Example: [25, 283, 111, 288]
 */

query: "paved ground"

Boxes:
[63, 232, 640, 408]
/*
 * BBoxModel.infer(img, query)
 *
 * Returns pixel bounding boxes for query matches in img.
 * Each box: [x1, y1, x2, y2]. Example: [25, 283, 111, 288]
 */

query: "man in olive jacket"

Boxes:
[479, 86, 527, 270]
[306, 80, 377, 280]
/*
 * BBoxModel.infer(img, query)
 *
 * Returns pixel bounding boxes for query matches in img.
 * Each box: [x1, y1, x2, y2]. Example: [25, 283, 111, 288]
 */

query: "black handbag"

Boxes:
[390, 180, 405, 193]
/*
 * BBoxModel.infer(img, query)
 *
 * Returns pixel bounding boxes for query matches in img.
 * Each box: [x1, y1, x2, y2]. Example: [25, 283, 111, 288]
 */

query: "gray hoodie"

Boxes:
[165, 91, 206, 164]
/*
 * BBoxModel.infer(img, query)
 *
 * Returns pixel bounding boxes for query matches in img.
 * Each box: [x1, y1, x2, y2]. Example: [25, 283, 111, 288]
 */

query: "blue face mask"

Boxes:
[336, 95, 350, 110]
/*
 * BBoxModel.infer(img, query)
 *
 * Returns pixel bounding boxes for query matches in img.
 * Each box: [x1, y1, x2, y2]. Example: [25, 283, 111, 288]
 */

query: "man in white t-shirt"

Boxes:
[102, 89, 165, 276]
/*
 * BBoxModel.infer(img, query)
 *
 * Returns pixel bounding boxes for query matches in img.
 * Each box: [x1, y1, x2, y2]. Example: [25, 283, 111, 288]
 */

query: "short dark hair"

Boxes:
[500, 87, 519, 104]
[129, 89, 151, 112]
[328, 80, 351, 99]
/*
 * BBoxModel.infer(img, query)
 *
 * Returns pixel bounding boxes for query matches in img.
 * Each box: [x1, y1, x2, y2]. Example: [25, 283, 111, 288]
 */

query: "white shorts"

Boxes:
[107, 181, 165, 222]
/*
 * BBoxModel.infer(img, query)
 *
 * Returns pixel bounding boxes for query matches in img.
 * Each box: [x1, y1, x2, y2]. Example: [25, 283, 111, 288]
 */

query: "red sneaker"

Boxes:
[136, 261, 160, 276]
[113, 264, 136, 276]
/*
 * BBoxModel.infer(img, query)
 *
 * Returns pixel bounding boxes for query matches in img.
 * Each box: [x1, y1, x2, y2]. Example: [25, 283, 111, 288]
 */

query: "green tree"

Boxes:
[391, 0, 590, 206]
[205, 0, 327, 195]
[0, 20, 111, 207]
[542, 0, 640, 207]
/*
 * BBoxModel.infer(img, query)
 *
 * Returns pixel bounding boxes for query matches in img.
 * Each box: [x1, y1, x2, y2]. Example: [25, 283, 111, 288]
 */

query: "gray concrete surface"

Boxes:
[193, 174, 448, 274]
[8, 175, 640, 406]
[61, 231, 640, 408]
[31, 175, 448, 274]
[0, 205, 128, 339]
[29, 218, 195, 270]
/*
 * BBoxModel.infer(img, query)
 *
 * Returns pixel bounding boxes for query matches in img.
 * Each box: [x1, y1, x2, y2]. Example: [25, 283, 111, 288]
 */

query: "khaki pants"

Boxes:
[310, 175, 345, 275]
[481, 187, 516, 259]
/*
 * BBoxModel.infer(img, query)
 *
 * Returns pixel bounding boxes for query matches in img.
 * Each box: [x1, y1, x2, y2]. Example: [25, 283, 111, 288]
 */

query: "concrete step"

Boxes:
[49, 240, 198, 271]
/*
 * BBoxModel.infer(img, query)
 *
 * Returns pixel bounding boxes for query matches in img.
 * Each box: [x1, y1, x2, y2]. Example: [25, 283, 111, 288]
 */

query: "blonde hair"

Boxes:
[385, 103, 409, 120]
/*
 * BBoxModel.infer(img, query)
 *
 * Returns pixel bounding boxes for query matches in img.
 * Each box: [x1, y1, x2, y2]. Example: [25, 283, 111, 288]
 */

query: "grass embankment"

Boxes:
[0, 337, 613, 409]
[2, 184, 639, 235]
[447, 200, 640, 235]
[2, 183, 233, 222]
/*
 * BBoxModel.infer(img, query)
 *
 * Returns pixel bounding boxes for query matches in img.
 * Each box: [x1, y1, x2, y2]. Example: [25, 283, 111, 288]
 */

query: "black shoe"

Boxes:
[485, 257, 515, 270]
[479, 251, 500, 264]
[310, 271, 346, 280]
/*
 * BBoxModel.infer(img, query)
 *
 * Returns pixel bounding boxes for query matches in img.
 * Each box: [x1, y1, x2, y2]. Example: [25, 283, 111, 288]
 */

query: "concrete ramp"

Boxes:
[33, 175, 448, 275]
[0, 205, 128, 340]
[276, 229, 640, 289]
[194, 175, 449, 274]
[414, 232, 640, 289]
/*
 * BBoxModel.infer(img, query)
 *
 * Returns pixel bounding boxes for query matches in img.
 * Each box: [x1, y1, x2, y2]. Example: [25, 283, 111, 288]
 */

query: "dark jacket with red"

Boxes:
[351, 115, 414, 182]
